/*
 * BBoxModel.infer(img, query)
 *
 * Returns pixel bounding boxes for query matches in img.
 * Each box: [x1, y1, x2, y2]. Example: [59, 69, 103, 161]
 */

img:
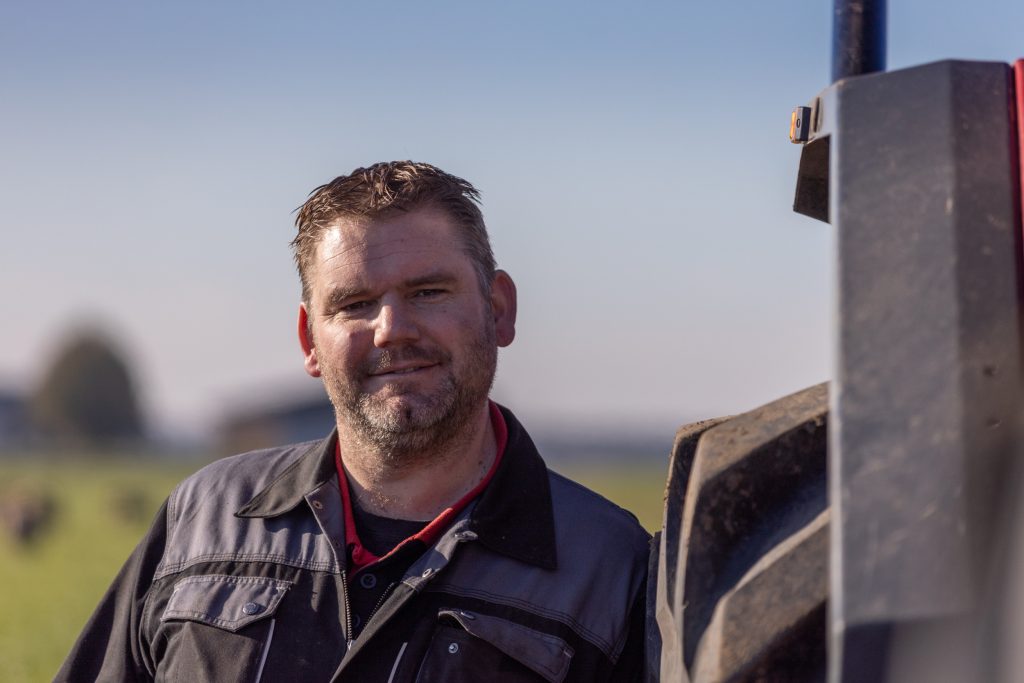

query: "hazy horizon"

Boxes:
[5, 1, 1023, 443]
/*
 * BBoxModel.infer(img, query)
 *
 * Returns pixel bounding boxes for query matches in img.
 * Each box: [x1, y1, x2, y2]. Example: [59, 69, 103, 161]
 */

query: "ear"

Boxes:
[490, 270, 517, 347]
[298, 303, 321, 377]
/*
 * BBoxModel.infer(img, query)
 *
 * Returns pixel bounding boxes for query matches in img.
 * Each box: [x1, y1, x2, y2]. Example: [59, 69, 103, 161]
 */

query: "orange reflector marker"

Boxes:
[790, 106, 811, 143]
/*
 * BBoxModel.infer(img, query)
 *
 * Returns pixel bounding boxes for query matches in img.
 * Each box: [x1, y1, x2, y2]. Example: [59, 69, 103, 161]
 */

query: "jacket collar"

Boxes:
[470, 405, 557, 569]
[234, 404, 558, 570]
[234, 433, 337, 518]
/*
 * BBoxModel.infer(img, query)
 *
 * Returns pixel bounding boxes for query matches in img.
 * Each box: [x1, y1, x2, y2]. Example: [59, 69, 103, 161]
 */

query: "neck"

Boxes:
[337, 403, 496, 520]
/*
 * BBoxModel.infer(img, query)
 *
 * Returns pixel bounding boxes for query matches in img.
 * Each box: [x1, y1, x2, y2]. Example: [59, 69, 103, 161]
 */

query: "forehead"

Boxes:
[310, 208, 471, 286]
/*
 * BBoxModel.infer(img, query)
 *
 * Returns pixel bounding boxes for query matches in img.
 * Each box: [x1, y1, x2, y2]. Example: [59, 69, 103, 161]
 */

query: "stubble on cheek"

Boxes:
[319, 345, 461, 454]
[317, 303, 499, 461]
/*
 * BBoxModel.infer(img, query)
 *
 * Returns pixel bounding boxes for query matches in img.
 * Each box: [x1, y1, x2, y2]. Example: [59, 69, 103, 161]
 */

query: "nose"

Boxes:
[372, 301, 420, 347]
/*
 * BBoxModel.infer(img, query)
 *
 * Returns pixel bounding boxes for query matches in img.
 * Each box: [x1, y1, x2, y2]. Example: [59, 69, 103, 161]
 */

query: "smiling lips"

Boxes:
[365, 347, 448, 379]
[371, 363, 436, 377]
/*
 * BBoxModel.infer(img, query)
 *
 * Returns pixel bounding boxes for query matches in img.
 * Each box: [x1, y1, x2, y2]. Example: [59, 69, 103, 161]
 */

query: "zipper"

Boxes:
[341, 569, 354, 650]
[364, 581, 397, 628]
[344, 573, 394, 645]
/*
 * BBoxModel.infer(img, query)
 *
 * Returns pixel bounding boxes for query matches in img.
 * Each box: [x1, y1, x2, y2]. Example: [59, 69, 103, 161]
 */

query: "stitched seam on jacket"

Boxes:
[165, 487, 179, 553]
[154, 554, 338, 580]
[171, 574, 294, 589]
[139, 583, 160, 677]
[422, 582, 614, 656]
[161, 609, 247, 629]
[162, 576, 293, 629]
[608, 612, 631, 664]
[484, 618, 572, 679]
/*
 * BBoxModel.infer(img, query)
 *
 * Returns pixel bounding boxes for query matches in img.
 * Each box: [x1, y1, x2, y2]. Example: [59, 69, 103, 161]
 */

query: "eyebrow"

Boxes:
[404, 270, 459, 289]
[323, 286, 366, 311]
[321, 270, 460, 310]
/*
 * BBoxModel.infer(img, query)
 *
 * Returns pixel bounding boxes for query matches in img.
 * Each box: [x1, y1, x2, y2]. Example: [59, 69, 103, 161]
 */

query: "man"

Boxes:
[58, 161, 650, 681]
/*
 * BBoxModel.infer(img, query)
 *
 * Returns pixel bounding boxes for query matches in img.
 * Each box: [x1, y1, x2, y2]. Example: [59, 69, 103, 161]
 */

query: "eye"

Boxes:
[413, 288, 445, 299]
[339, 299, 373, 314]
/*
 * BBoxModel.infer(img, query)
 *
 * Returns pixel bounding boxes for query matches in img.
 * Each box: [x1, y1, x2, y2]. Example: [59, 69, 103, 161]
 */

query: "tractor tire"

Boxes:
[653, 383, 829, 683]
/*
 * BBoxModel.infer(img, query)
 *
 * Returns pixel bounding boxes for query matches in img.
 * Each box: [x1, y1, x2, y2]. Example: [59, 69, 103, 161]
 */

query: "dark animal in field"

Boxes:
[110, 488, 148, 524]
[0, 490, 57, 545]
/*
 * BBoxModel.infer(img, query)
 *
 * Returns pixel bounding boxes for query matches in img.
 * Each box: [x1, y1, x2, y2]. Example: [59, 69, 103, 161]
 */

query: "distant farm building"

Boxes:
[0, 390, 29, 450]
[219, 391, 335, 454]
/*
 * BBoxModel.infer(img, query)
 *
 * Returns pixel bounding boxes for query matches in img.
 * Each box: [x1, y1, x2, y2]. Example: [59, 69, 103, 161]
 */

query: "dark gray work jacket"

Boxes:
[56, 406, 650, 682]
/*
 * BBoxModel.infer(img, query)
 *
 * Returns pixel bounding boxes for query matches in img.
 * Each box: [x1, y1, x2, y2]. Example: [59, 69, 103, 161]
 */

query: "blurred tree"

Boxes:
[30, 331, 144, 445]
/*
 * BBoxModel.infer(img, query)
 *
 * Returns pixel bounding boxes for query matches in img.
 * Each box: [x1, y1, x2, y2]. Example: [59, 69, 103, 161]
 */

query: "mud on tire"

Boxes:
[652, 383, 829, 683]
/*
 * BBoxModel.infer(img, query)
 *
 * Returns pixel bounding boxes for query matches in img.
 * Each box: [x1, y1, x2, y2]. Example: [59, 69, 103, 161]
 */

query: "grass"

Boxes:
[0, 456, 666, 681]
[554, 462, 667, 533]
[0, 458, 194, 682]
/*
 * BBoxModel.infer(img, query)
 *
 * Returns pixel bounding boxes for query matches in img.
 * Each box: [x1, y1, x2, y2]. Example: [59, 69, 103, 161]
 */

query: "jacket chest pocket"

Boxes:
[156, 574, 292, 683]
[413, 609, 574, 683]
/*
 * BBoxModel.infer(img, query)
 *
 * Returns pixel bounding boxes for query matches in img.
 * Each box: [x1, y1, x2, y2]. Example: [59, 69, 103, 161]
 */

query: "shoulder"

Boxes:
[167, 440, 318, 520]
[155, 439, 335, 578]
[546, 470, 651, 573]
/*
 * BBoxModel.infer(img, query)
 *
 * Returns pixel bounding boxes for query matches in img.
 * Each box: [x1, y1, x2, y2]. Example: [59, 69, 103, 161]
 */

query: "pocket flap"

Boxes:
[162, 575, 292, 632]
[439, 609, 574, 683]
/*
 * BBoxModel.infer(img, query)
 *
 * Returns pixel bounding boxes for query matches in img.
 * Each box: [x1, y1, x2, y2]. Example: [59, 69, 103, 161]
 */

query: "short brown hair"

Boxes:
[292, 161, 496, 303]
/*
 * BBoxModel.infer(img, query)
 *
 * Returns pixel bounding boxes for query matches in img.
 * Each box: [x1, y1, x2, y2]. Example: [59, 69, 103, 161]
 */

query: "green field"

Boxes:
[0, 457, 666, 681]
[554, 462, 667, 532]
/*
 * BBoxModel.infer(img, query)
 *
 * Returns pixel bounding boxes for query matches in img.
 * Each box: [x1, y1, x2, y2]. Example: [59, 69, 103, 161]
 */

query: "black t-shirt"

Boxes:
[346, 497, 430, 637]
[350, 496, 428, 558]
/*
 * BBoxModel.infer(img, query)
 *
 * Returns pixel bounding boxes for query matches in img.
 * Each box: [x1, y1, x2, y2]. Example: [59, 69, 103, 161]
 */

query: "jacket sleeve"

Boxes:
[609, 578, 648, 683]
[55, 499, 170, 682]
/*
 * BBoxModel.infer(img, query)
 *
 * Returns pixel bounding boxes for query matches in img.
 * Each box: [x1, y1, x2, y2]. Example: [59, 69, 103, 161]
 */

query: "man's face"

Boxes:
[299, 207, 515, 458]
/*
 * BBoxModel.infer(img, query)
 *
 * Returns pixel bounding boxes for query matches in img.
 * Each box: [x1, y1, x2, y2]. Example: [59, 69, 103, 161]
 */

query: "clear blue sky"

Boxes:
[3, 1, 1024, 440]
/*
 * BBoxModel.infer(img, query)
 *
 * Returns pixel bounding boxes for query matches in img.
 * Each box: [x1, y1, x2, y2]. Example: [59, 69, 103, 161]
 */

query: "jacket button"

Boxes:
[359, 573, 377, 589]
[242, 602, 262, 615]
[421, 568, 434, 578]
[448, 643, 460, 654]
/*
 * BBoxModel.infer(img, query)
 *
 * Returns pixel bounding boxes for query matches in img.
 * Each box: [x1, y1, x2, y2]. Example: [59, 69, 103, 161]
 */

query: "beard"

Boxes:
[320, 323, 497, 464]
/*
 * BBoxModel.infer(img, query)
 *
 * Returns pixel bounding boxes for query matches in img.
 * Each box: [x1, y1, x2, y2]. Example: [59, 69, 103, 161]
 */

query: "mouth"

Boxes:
[369, 363, 438, 378]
